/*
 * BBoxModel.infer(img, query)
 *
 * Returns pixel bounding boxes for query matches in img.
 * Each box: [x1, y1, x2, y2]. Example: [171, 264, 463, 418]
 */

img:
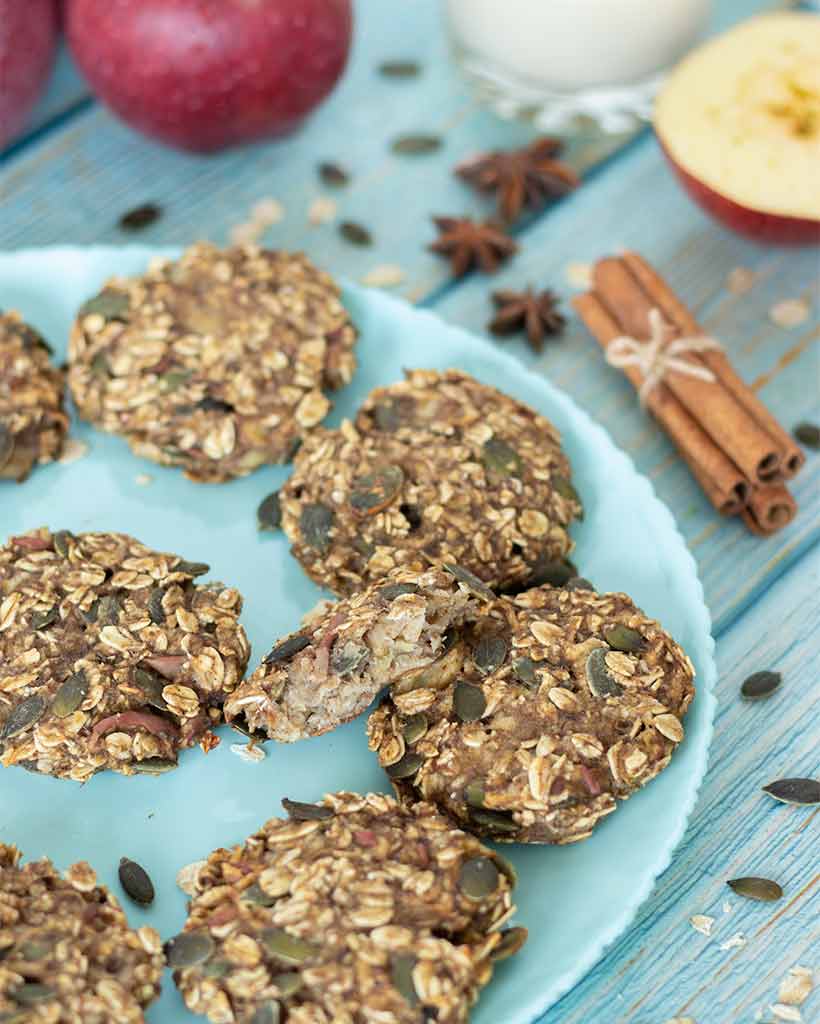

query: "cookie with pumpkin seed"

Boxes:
[0, 528, 249, 781]
[67, 243, 357, 483]
[278, 368, 581, 596]
[0, 310, 69, 482]
[170, 790, 523, 1024]
[0, 844, 164, 1023]
[367, 582, 695, 844]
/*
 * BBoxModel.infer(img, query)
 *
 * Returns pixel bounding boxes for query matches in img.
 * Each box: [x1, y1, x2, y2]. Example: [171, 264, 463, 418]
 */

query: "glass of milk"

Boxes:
[444, 0, 712, 133]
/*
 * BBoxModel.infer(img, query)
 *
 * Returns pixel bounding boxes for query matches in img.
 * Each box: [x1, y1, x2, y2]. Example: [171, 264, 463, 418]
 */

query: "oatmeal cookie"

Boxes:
[67, 244, 357, 482]
[224, 566, 490, 743]
[0, 843, 164, 1023]
[279, 368, 581, 595]
[170, 791, 523, 1024]
[367, 583, 695, 844]
[0, 528, 250, 781]
[0, 311, 68, 482]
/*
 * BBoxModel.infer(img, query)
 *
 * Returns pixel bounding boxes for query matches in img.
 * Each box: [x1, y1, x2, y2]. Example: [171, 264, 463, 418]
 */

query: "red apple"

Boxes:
[65, 0, 353, 153]
[654, 13, 820, 246]
[0, 0, 58, 149]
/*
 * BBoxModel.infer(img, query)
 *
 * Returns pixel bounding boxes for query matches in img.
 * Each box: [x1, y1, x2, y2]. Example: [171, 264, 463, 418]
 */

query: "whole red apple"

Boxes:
[0, 0, 59, 149]
[66, 0, 353, 152]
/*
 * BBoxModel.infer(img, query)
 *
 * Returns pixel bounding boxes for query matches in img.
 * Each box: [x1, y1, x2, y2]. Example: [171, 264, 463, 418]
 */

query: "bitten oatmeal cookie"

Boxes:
[0, 844, 164, 1023]
[367, 582, 695, 844]
[0, 528, 250, 781]
[0, 311, 68, 482]
[67, 244, 357, 483]
[224, 565, 491, 743]
[170, 791, 524, 1024]
[278, 368, 581, 596]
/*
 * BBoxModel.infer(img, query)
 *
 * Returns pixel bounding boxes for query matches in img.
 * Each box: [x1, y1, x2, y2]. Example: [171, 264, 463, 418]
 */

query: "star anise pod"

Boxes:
[429, 217, 517, 278]
[489, 287, 566, 352]
[456, 138, 580, 223]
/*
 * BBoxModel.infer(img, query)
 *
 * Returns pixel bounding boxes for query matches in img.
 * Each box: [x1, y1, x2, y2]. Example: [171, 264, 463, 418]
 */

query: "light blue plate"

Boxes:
[0, 248, 716, 1024]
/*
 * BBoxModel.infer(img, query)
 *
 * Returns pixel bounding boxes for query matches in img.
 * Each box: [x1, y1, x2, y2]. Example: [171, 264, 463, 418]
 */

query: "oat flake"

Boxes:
[719, 932, 746, 951]
[769, 298, 810, 329]
[770, 1003, 802, 1021]
[663, 1018, 696, 1024]
[58, 438, 89, 464]
[726, 267, 759, 295]
[230, 742, 266, 764]
[778, 966, 814, 1007]
[361, 264, 405, 288]
[251, 198, 284, 226]
[690, 914, 714, 936]
[308, 196, 338, 225]
[134, 473, 153, 486]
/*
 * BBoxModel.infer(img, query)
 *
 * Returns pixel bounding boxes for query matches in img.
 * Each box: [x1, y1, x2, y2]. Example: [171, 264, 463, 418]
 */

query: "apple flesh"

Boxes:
[654, 13, 820, 246]
[65, 0, 353, 153]
[0, 0, 59, 149]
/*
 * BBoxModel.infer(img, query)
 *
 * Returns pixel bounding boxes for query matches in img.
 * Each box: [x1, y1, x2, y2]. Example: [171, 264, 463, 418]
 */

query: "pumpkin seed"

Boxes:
[453, 681, 486, 722]
[443, 563, 495, 602]
[261, 928, 317, 965]
[401, 713, 428, 745]
[160, 369, 193, 393]
[282, 798, 334, 821]
[91, 352, 110, 377]
[391, 953, 419, 1005]
[16, 323, 51, 353]
[330, 642, 368, 674]
[379, 60, 420, 78]
[469, 807, 518, 834]
[349, 464, 404, 515]
[19, 938, 53, 961]
[727, 876, 783, 902]
[339, 221, 372, 247]
[762, 778, 820, 805]
[83, 600, 100, 623]
[372, 401, 402, 431]
[134, 757, 177, 775]
[491, 926, 527, 961]
[118, 857, 155, 906]
[458, 857, 500, 900]
[52, 671, 88, 718]
[473, 633, 508, 674]
[258, 491, 282, 531]
[250, 1003, 281, 1024]
[605, 624, 645, 653]
[565, 576, 594, 592]
[391, 134, 441, 155]
[0, 425, 12, 469]
[379, 582, 420, 602]
[11, 983, 54, 1005]
[31, 605, 58, 631]
[264, 635, 310, 665]
[512, 657, 538, 688]
[241, 883, 278, 907]
[585, 648, 623, 698]
[79, 289, 130, 321]
[0, 695, 46, 741]
[134, 668, 168, 710]
[492, 852, 518, 886]
[119, 202, 162, 231]
[464, 780, 485, 807]
[386, 751, 424, 779]
[52, 530, 73, 558]
[300, 503, 334, 553]
[165, 931, 215, 968]
[96, 594, 121, 625]
[197, 396, 234, 414]
[318, 161, 349, 187]
[147, 588, 166, 625]
[200, 959, 232, 979]
[553, 474, 582, 514]
[793, 421, 820, 449]
[481, 436, 523, 477]
[175, 559, 209, 577]
[741, 670, 781, 700]
[272, 973, 303, 998]
[527, 555, 577, 588]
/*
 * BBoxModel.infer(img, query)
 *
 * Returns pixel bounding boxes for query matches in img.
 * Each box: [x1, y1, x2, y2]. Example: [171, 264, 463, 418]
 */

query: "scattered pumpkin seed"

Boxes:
[492, 852, 518, 886]
[453, 681, 486, 722]
[11, 983, 54, 1005]
[147, 588, 166, 625]
[386, 751, 424, 779]
[200, 959, 232, 979]
[0, 425, 12, 469]
[585, 647, 623, 698]
[330, 642, 368, 674]
[52, 671, 89, 718]
[31, 606, 58, 631]
[793, 421, 820, 449]
[250, 1003, 281, 1024]
[469, 807, 518, 834]
[492, 926, 527, 961]
[481, 436, 523, 477]
[300, 503, 334, 552]
[91, 352, 110, 377]
[604, 624, 645, 653]
[349, 464, 404, 515]
[762, 778, 820, 805]
[473, 633, 508, 674]
[741, 670, 782, 700]
[379, 60, 420, 78]
[264, 635, 311, 665]
[391, 953, 419, 1005]
[464, 780, 485, 807]
[18, 938, 52, 961]
[52, 530, 73, 558]
[134, 757, 177, 775]
[373, 401, 402, 431]
[318, 161, 349, 187]
[564, 576, 594, 592]
[443, 563, 495, 602]
[553, 474, 582, 514]
[175, 559, 209, 577]
[379, 582, 420, 602]
[527, 556, 576, 588]
[160, 369, 193, 393]
[458, 857, 500, 900]
[197, 396, 234, 413]
[0, 695, 46, 741]
[512, 657, 538, 688]
[282, 797, 334, 821]
[261, 928, 317, 965]
[401, 713, 428, 745]
[96, 594, 121, 625]
[118, 857, 155, 906]
[241, 883, 278, 907]
[83, 599, 100, 624]
[272, 973, 303, 998]
[79, 289, 130, 321]
[134, 668, 168, 710]
[119, 202, 162, 231]
[339, 221, 372, 247]
[258, 491, 282, 531]
[391, 134, 441, 155]
[727, 876, 783, 902]
[165, 931, 215, 968]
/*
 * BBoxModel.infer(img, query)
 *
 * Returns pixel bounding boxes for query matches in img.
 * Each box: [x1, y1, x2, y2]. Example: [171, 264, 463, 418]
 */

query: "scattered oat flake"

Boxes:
[134, 473, 153, 486]
[769, 298, 810, 329]
[726, 266, 759, 295]
[778, 966, 814, 1007]
[361, 264, 405, 288]
[58, 438, 89, 464]
[308, 196, 337, 225]
[719, 931, 746, 951]
[229, 221, 262, 246]
[566, 261, 593, 290]
[770, 1003, 802, 1021]
[251, 198, 284, 226]
[230, 742, 265, 764]
[690, 914, 715, 936]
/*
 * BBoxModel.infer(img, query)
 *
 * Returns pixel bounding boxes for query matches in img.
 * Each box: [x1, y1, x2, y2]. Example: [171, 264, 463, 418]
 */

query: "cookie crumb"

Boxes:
[719, 932, 746, 951]
[769, 298, 809, 329]
[565, 261, 593, 289]
[58, 438, 89, 464]
[726, 267, 759, 295]
[308, 196, 338, 225]
[362, 264, 405, 288]
[134, 473, 153, 486]
[251, 198, 284, 226]
[778, 966, 814, 1007]
[722, 898, 732, 914]
[690, 914, 715, 936]
[230, 742, 266, 764]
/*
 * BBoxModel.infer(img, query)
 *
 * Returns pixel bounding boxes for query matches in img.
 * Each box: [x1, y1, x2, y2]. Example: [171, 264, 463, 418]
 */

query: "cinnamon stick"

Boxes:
[742, 485, 797, 536]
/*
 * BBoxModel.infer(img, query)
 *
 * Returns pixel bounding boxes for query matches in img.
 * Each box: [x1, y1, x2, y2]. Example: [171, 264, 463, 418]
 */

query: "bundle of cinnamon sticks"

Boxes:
[574, 253, 803, 535]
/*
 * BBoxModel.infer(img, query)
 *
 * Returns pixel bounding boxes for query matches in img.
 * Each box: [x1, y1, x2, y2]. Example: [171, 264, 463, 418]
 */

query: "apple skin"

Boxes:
[658, 136, 820, 247]
[66, 0, 353, 153]
[0, 0, 59, 149]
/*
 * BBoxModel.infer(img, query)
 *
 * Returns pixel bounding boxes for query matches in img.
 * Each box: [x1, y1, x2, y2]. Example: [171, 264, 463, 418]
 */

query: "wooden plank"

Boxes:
[538, 552, 820, 1023]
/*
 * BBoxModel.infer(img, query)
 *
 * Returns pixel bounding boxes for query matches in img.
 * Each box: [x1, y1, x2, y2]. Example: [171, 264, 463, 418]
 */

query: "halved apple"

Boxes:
[654, 13, 820, 245]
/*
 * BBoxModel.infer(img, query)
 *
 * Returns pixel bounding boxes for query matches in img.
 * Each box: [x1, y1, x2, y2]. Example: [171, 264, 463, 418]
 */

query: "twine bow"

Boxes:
[606, 307, 723, 406]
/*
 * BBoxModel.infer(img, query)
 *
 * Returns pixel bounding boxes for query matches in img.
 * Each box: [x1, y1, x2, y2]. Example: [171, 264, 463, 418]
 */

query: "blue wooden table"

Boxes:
[1, 1, 817, 1021]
